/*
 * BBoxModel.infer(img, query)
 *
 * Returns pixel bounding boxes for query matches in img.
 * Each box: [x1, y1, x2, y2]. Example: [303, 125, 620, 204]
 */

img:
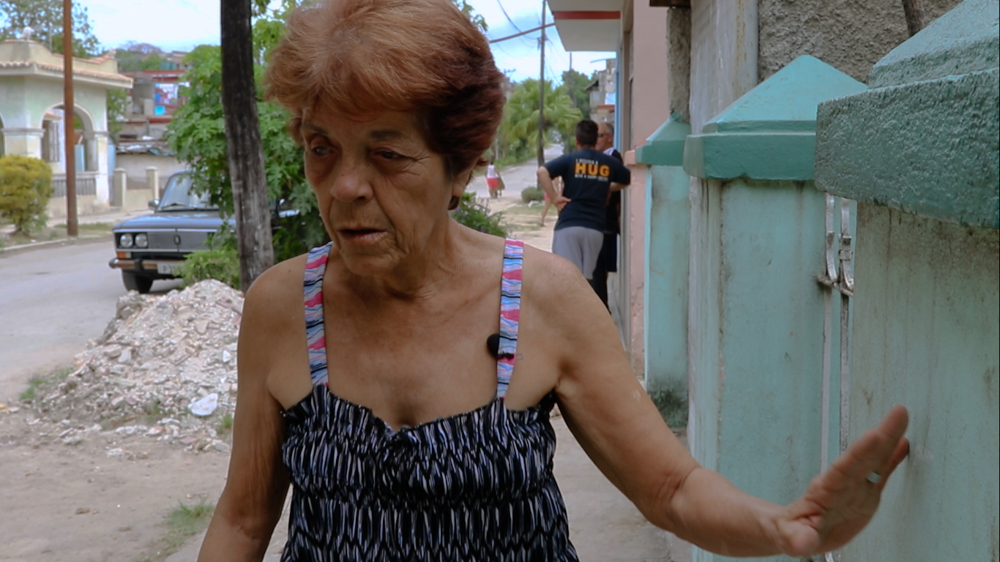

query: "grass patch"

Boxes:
[647, 385, 689, 428]
[216, 412, 234, 434]
[53, 221, 114, 232]
[137, 499, 215, 562]
[19, 366, 73, 403]
[1, 222, 113, 248]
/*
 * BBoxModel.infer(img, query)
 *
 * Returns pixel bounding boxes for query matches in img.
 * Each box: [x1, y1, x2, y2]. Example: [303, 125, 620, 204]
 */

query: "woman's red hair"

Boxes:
[265, 0, 506, 178]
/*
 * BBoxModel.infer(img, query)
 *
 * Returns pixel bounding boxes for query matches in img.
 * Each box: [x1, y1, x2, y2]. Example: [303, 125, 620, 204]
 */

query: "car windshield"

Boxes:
[157, 173, 216, 211]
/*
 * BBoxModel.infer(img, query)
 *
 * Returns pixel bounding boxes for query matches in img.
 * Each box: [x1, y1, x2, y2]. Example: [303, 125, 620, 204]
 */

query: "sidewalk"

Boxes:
[0, 207, 148, 256]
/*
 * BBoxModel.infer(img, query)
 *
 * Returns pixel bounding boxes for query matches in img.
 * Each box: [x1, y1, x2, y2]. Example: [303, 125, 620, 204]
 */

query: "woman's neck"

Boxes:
[339, 220, 472, 302]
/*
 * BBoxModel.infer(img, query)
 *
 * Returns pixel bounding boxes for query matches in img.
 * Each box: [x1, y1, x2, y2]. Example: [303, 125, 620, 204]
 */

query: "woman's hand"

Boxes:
[773, 406, 910, 556]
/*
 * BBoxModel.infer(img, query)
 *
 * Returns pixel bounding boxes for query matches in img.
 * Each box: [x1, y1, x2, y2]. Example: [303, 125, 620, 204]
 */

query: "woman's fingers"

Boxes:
[773, 406, 909, 556]
[831, 405, 909, 487]
[874, 434, 910, 492]
[859, 406, 910, 490]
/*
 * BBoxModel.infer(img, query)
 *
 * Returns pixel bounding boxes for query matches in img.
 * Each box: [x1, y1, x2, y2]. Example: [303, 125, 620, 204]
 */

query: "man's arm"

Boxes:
[537, 166, 556, 199]
[537, 166, 571, 210]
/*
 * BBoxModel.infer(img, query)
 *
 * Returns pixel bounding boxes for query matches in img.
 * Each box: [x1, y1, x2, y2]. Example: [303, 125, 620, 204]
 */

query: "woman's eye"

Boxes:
[311, 145, 330, 157]
[376, 150, 400, 160]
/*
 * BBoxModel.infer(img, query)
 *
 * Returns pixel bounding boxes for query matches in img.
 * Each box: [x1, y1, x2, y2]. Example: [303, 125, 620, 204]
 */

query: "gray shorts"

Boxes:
[552, 226, 604, 280]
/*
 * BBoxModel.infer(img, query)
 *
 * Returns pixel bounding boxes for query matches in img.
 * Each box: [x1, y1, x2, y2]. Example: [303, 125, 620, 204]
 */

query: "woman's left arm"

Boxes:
[535, 258, 908, 557]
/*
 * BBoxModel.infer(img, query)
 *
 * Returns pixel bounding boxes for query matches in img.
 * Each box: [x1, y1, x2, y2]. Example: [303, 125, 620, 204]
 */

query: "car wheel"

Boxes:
[122, 271, 154, 294]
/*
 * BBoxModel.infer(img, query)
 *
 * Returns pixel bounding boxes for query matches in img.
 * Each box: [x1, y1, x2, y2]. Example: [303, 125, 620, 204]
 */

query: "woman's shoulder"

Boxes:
[242, 251, 313, 321]
[520, 243, 597, 307]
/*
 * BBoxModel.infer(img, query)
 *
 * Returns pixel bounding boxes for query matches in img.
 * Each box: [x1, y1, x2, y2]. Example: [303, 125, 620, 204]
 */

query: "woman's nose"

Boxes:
[330, 160, 373, 202]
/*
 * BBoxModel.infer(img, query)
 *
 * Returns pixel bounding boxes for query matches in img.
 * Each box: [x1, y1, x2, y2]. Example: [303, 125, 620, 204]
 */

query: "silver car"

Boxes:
[108, 171, 229, 293]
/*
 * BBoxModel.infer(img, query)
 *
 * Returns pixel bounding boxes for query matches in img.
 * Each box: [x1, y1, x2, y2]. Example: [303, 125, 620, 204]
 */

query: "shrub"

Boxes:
[451, 192, 508, 237]
[176, 247, 240, 289]
[0, 155, 53, 235]
[521, 187, 544, 203]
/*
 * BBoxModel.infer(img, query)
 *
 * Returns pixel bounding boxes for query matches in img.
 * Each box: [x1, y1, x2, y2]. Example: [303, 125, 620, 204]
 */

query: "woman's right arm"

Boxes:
[198, 271, 293, 561]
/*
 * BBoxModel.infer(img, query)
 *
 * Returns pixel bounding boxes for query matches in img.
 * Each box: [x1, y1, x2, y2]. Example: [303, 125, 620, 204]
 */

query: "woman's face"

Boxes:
[301, 106, 466, 277]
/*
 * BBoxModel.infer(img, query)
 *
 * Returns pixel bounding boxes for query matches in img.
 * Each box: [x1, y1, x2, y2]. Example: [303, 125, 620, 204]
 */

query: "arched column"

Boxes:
[0, 127, 44, 158]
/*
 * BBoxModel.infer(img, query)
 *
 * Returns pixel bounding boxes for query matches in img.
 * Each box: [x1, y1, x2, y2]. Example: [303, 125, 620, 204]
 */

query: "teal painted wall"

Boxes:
[644, 165, 691, 427]
[717, 180, 836, 515]
[816, 68, 999, 228]
[689, 178, 850, 562]
[841, 204, 999, 561]
[688, 177, 723, 483]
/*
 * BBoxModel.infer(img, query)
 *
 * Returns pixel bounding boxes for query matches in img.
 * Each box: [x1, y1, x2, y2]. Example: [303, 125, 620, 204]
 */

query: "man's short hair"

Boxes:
[575, 119, 599, 147]
[599, 122, 614, 137]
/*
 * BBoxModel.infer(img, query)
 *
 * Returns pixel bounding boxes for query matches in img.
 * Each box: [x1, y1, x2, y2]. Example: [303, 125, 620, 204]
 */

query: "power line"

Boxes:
[488, 22, 554, 43]
[495, 0, 522, 33]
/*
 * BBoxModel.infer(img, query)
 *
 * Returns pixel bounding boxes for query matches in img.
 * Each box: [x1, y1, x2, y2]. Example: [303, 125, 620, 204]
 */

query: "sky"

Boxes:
[72, 0, 614, 84]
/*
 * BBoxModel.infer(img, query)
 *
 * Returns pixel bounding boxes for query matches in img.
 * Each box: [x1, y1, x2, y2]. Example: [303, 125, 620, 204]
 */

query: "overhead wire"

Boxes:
[488, 22, 554, 43]
[495, 0, 523, 33]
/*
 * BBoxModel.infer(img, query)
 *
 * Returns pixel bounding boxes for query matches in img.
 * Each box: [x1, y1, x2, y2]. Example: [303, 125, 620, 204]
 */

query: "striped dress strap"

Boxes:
[496, 239, 524, 400]
[303, 242, 332, 387]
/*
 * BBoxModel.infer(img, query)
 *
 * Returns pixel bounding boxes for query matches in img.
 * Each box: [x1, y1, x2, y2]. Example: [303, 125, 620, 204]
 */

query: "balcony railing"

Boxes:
[51, 172, 98, 198]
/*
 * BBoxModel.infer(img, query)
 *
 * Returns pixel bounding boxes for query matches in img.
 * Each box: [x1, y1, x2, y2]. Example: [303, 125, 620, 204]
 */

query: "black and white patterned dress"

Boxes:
[280, 239, 578, 561]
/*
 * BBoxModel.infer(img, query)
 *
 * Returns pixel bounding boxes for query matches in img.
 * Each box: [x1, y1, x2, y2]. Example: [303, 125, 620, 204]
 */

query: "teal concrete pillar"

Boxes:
[635, 115, 691, 427]
[682, 55, 866, 562]
[815, 1, 999, 560]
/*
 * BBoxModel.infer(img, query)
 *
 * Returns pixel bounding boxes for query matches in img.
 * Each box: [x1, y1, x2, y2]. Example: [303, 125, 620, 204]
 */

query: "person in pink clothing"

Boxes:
[486, 160, 503, 198]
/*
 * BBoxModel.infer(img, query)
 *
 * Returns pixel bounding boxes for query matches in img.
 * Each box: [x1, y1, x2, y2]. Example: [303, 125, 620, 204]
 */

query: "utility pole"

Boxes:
[63, 0, 77, 237]
[901, 0, 925, 36]
[537, 0, 546, 167]
[221, 0, 274, 291]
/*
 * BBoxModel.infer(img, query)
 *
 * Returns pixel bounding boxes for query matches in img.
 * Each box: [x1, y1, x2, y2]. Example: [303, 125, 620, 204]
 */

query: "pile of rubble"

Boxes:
[27, 280, 245, 453]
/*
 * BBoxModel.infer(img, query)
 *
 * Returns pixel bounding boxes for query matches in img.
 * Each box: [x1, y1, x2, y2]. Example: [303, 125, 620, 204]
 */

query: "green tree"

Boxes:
[498, 79, 582, 165]
[105, 88, 128, 142]
[0, 0, 101, 57]
[0, 155, 53, 234]
[115, 50, 167, 72]
[166, 6, 326, 265]
[454, 0, 487, 32]
[558, 69, 592, 120]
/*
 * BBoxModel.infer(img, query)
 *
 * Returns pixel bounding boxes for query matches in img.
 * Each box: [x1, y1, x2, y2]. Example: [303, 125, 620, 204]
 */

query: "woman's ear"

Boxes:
[453, 169, 473, 196]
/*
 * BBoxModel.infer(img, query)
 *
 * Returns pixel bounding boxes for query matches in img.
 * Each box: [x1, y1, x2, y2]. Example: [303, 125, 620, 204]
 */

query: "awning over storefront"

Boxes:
[549, 0, 623, 52]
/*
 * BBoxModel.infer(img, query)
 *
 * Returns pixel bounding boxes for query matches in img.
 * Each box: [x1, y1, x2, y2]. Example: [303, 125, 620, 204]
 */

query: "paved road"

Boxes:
[0, 240, 180, 401]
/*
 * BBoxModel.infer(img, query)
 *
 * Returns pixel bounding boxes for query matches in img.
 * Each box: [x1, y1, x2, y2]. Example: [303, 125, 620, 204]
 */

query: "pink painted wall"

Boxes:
[623, 1, 670, 377]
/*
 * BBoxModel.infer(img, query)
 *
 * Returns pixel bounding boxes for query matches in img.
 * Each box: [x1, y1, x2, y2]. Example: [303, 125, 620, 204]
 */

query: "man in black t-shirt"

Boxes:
[537, 119, 631, 296]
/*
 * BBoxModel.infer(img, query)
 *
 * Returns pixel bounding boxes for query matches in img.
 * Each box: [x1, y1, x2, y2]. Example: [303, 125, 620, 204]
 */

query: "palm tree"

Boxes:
[498, 79, 582, 164]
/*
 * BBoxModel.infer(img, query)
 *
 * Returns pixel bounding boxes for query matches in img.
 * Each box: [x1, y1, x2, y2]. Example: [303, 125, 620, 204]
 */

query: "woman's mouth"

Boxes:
[338, 228, 384, 244]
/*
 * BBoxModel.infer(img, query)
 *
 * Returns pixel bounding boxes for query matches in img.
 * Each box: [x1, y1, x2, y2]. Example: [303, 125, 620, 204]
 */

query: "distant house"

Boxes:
[584, 59, 616, 123]
[0, 39, 131, 216]
[119, 66, 188, 142]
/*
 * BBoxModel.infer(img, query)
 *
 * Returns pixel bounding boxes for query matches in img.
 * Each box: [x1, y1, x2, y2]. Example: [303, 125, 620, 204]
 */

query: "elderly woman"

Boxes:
[198, 0, 909, 560]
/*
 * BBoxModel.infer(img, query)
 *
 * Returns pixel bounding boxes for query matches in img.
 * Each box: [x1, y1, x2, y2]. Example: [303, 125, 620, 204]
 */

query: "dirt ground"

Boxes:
[0, 406, 230, 562]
